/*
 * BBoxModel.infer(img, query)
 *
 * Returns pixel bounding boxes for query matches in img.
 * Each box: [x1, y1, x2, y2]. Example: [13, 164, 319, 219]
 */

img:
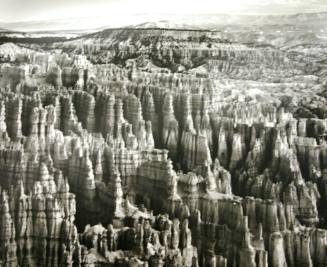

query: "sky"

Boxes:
[1, 0, 327, 22]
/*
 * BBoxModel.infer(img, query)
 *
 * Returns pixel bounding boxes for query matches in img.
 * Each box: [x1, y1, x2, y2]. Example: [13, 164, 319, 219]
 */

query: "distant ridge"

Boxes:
[132, 20, 203, 30]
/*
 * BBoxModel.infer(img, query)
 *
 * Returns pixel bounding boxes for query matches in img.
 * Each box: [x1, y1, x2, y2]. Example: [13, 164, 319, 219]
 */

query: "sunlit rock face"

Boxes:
[0, 18, 327, 266]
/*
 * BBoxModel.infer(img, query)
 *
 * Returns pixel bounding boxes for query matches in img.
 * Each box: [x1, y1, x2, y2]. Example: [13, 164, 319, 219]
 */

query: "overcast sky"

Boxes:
[1, 0, 327, 22]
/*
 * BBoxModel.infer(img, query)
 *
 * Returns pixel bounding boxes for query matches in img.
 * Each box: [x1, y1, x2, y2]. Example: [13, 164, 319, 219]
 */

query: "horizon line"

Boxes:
[1, 10, 327, 24]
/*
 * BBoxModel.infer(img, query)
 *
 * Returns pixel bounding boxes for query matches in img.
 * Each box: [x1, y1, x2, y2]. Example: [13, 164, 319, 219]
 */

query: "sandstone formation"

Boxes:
[0, 21, 326, 267]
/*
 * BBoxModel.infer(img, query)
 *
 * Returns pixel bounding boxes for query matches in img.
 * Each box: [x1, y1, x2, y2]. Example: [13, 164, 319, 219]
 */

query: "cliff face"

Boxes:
[0, 25, 327, 267]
